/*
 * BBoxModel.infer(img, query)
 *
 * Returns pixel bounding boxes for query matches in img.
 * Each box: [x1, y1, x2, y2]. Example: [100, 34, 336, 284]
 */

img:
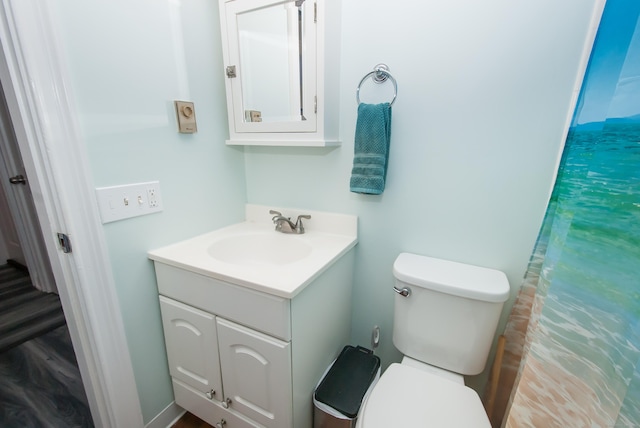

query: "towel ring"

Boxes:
[356, 64, 397, 106]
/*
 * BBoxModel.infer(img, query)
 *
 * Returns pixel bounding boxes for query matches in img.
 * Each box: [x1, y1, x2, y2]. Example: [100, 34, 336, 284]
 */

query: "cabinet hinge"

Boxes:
[314, 96, 317, 114]
[314, 2, 317, 23]
[226, 65, 236, 78]
[57, 233, 72, 253]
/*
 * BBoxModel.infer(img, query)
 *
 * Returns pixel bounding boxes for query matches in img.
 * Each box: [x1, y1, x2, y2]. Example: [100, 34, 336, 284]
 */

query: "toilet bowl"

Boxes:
[355, 362, 490, 428]
[356, 253, 509, 427]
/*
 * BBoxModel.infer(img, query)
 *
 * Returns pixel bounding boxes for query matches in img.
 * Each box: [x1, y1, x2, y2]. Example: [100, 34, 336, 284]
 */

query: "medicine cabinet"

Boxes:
[218, 0, 340, 146]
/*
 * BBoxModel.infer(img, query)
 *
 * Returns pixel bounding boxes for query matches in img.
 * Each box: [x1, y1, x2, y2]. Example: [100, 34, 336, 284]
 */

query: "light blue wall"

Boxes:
[47, 0, 599, 423]
[245, 0, 600, 390]
[50, 0, 247, 422]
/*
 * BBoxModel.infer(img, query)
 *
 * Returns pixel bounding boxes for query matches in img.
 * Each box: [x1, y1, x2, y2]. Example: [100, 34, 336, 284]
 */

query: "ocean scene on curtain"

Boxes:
[493, 1, 640, 426]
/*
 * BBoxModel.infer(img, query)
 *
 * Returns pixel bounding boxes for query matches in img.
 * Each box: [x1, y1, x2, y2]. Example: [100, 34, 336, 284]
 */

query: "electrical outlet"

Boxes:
[96, 181, 163, 223]
[148, 187, 158, 208]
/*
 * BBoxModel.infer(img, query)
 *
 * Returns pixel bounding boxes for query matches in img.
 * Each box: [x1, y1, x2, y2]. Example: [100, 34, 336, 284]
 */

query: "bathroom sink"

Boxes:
[148, 205, 358, 298]
[207, 233, 312, 266]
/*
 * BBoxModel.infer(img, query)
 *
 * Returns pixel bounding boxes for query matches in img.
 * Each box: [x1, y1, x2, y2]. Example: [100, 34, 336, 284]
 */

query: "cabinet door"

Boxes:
[221, 0, 317, 134]
[159, 296, 223, 401]
[217, 318, 293, 428]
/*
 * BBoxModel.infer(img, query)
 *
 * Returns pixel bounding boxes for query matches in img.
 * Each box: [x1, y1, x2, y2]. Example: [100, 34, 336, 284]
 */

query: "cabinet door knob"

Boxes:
[222, 398, 232, 409]
[205, 389, 216, 400]
[216, 419, 226, 428]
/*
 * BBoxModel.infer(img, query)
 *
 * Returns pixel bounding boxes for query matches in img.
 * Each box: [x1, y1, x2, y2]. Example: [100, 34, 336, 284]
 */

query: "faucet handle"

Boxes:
[295, 215, 311, 233]
[269, 210, 283, 222]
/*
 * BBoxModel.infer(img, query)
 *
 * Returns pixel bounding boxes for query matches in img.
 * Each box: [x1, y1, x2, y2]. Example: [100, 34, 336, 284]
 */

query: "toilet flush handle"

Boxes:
[393, 286, 411, 297]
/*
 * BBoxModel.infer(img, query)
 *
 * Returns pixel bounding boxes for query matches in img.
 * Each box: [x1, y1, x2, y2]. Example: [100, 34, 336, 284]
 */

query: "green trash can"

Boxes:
[313, 346, 381, 428]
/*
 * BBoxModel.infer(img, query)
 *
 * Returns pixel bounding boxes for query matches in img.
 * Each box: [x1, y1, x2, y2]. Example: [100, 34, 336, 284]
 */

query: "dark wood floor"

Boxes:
[172, 411, 214, 428]
[0, 262, 65, 353]
[0, 324, 93, 427]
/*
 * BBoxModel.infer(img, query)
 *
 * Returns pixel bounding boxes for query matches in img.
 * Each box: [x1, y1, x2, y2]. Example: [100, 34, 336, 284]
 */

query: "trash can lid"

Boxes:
[314, 346, 381, 418]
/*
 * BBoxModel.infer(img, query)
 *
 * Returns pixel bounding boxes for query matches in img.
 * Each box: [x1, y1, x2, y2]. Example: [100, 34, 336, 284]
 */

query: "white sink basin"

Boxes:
[207, 233, 313, 266]
[148, 205, 358, 298]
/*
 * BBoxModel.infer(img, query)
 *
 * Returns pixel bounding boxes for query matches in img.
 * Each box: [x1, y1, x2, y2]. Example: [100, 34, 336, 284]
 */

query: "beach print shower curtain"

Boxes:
[491, 1, 640, 426]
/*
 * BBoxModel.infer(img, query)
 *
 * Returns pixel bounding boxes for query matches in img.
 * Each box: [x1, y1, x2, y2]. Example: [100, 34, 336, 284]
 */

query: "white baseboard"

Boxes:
[145, 401, 185, 428]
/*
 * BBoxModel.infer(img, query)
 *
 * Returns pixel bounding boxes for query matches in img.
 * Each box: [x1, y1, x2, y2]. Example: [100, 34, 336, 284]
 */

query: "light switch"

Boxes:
[175, 100, 197, 133]
[95, 181, 163, 223]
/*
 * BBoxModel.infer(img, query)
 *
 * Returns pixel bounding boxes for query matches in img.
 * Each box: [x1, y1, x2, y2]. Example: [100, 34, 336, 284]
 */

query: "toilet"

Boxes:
[356, 253, 510, 428]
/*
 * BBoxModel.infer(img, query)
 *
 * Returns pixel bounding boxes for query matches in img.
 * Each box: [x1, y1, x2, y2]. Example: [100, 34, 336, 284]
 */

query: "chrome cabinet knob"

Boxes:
[222, 397, 232, 408]
[205, 389, 216, 400]
[216, 419, 226, 428]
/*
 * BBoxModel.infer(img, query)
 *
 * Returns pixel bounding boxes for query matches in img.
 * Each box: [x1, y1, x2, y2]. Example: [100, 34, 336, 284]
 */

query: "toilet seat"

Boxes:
[356, 363, 491, 428]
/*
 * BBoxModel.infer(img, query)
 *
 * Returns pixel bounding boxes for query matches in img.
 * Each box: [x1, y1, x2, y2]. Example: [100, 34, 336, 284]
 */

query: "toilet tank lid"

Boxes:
[393, 253, 510, 303]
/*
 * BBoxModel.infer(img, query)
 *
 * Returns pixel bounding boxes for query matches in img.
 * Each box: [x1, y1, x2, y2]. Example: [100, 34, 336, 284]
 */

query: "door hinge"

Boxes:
[9, 174, 27, 185]
[314, 2, 317, 23]
[57, 233, 72, 253]
[226, 65, 236, 78]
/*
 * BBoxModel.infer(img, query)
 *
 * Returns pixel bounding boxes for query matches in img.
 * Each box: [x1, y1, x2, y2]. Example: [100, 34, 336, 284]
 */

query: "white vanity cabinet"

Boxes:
[160, 296, 292, 427]
[154, 249, 354, 428]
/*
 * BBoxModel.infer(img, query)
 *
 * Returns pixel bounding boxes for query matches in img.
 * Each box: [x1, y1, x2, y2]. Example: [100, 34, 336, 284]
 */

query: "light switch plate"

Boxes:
[175, 100, 197, 133]
[95, 181, 163, 223]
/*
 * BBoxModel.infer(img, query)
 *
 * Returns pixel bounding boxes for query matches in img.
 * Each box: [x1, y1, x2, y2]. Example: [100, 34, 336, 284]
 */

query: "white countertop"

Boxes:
[148, 205, 358, 298]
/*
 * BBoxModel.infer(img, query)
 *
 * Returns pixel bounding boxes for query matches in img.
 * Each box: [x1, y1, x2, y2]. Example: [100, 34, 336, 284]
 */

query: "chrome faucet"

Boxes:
[269, 210, 311, 234]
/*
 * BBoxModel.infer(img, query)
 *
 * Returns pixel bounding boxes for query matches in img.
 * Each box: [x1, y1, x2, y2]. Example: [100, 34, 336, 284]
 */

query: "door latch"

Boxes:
[57, 233, 72, 253]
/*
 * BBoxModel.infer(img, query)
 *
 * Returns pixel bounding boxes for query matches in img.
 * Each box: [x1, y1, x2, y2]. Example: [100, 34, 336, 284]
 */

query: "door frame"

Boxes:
[0, 1, 143, 426]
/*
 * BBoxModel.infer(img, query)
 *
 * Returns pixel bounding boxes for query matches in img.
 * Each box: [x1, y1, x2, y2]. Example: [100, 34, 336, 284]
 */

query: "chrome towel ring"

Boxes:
[356, 63, 398, 106]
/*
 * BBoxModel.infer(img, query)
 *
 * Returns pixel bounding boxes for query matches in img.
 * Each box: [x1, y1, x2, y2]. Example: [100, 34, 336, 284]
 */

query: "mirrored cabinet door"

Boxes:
[219, 0, 340, 146]
[221, 0, 317, 134]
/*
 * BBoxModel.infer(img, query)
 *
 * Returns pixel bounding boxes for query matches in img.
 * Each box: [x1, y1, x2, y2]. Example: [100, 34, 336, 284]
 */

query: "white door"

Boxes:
[0, 81, 56, 292]
[0, 178, 23, 264]
[159, 296, 224, 401]
[217, 317, 292, 428]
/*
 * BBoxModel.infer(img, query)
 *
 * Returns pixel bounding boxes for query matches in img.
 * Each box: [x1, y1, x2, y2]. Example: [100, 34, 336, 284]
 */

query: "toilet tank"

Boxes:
[392, 253, 510, 376]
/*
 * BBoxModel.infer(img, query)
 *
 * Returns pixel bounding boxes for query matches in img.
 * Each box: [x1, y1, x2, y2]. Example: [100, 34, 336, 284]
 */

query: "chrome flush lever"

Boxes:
[393, 286, 411, 297]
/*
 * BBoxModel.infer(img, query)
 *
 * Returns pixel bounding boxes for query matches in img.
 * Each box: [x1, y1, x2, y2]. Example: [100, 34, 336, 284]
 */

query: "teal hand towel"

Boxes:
[350, 102, 392, 194]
